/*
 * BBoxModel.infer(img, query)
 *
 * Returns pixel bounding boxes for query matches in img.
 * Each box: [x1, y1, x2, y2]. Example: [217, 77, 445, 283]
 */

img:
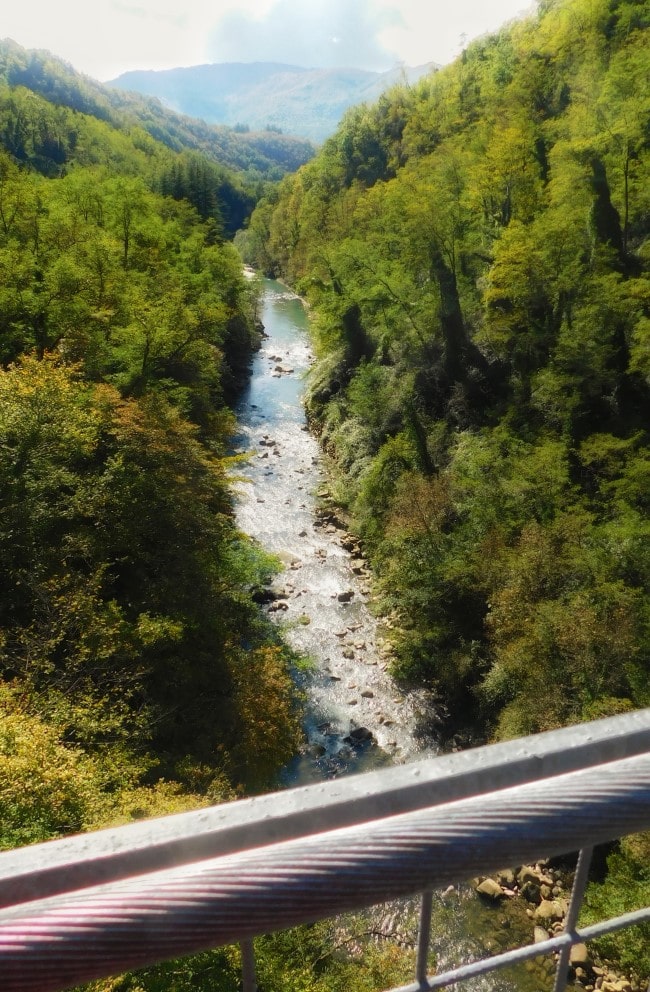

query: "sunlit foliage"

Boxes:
[247, 0, 649, 971]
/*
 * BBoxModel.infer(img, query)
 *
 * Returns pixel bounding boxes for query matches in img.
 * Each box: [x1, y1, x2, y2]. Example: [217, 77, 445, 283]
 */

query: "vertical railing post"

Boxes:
[241, 938, 257, 992]
[416, 890, 434, 989]
[552, 846, 594, 992]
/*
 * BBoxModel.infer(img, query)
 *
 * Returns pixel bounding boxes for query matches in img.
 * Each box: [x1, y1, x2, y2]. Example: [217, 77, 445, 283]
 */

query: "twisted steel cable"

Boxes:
[1, 751, 649, 992]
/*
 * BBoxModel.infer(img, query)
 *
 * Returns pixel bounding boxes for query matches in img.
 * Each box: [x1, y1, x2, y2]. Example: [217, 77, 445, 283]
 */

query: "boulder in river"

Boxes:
[475, 878, 506, 901]
[252, 587, 279, 604]
[569, 943, 592, 968]
[534, 899, 566, 922]
[337, 590, 354, 603]
[346, 726, 375, 744]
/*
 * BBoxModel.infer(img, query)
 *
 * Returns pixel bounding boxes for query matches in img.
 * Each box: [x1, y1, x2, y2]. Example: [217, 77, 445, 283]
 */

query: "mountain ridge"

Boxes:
[0, 38, 316, 179]
[107, 60, 438, 143]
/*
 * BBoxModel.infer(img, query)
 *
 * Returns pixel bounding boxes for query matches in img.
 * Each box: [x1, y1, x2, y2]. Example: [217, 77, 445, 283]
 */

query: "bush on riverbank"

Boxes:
[581, 833, 650, 980]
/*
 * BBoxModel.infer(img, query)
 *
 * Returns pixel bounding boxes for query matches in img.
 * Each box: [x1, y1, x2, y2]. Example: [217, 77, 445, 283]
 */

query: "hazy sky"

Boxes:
[2, 0, 535, 81]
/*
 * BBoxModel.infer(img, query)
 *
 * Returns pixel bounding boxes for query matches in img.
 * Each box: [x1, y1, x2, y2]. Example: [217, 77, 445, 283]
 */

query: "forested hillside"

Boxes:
[0, 40, 315, 187]
[0, 43, 302, 852]
[244, 0, 650, 742]
[240, 1, 650, 968]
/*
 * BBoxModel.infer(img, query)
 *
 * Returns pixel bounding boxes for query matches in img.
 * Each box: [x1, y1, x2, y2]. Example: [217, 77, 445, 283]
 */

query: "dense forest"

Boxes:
[242, 0, 650, 742]
[0, 39, 315, 189]
[0, 41, 305, 857]
[239, 0, 650, 975]
[1, 0, 649, 986]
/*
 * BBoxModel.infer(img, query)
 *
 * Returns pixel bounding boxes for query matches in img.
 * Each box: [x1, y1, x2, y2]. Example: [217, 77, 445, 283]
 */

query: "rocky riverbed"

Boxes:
[471, 863, 645, 992]
[233, 279, 439, 784]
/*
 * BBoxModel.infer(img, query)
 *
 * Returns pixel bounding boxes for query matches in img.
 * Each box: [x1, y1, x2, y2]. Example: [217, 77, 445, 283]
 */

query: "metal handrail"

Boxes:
[1, 710, 649, 992]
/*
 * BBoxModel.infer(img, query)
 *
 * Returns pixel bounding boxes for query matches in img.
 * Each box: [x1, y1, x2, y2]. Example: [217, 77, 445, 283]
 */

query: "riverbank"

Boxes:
[471, 860, 646, 992]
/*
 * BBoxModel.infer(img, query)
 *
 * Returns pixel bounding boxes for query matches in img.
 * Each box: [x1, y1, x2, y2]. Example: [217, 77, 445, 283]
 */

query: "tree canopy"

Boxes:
[0, 43, 302, 852]
[244, 0, 650, 741]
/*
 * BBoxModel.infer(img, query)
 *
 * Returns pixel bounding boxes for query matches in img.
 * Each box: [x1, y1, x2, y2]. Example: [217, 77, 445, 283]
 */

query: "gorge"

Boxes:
[233, 277, 439, 783]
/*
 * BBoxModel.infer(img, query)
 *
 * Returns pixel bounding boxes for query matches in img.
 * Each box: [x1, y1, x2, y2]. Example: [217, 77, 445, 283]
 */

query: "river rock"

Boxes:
[519, 866, 540, 885]
[534, 899, 565, 922]
[337, 590, 354, 602]
[252, 587, 277, 604]
[347, 726, 375, 743]
[360, 689, 374, 698]
[520, 880, 542, 904]
[570, 943, 592, 968]
[475, 878, 505, 901]
[534, 926, 550, 944]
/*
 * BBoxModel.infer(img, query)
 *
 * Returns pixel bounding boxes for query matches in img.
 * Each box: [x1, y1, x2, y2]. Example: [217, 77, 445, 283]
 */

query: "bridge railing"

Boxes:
[1, 709, 649, 992]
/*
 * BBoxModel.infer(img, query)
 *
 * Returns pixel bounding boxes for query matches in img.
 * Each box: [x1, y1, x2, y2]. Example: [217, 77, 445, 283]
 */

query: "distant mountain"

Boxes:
[107, 61, 438, 143]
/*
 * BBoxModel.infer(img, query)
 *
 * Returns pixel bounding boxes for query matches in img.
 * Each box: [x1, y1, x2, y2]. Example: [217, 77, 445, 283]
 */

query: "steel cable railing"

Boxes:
[0, 710, 649, 992]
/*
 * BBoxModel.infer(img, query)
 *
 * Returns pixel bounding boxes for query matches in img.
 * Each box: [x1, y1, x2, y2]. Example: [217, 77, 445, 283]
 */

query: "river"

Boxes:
[232, 278, 550, 992]
[233, 278, 438, 783]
